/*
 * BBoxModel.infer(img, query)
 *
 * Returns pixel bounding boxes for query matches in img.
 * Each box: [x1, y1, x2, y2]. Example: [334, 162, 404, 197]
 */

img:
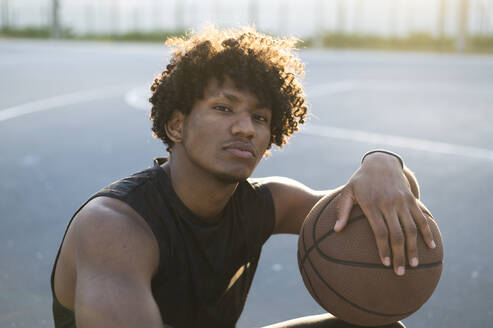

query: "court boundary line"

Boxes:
[300, 124, 493, 161]
[2, 82, 492, 161]
[0, 85, 133, 123]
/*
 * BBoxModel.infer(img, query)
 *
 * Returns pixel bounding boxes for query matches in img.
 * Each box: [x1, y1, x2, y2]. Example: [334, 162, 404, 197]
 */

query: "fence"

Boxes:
[1, 0, 492, 39]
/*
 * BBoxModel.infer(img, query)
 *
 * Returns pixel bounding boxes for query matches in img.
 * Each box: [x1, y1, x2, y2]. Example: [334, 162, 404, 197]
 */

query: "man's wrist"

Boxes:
[361, 149, 404, 170]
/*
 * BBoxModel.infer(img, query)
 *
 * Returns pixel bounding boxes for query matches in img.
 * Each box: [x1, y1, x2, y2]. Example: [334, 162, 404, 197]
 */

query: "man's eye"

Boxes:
[253, 114, 268, 123]
[213, 105, 231, 112]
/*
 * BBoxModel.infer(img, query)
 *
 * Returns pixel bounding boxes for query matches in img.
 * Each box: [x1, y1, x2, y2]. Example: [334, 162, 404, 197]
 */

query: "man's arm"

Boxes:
[72, 197, 163, 328]
[254, 152, 435, 276]
[255, 160, 420, 236]
[251, 176, 336, 234]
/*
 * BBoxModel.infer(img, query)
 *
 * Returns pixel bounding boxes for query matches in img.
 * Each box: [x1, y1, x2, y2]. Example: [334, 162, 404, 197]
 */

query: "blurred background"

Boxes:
[1, 0, 493, 52]
[1, 1, 493, 328]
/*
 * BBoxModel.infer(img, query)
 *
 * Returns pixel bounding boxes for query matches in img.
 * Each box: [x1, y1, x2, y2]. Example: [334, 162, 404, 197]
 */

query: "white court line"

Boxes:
[301, 81, 493, 161]
[2, 81, 492, 161]
[124, 86, 152, 111]
[0, 85, 133, 123]
[300, 124, 493, 161]
[123, 83, 493, 161]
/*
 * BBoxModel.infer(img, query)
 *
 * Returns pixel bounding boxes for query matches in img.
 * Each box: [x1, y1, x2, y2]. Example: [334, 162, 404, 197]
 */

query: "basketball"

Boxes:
[297, 191, 443, 326]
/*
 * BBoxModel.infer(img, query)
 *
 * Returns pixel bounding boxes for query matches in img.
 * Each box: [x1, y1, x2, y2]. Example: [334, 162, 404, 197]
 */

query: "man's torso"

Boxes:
[51, 159, 275, 327]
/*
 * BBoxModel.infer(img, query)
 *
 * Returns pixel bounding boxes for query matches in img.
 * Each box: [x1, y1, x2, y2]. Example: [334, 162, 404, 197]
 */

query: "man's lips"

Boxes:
[223, 141, 256, 159]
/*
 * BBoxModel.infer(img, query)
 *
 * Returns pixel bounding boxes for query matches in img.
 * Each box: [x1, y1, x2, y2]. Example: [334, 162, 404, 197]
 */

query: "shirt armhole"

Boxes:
[250, 181, 276, 244]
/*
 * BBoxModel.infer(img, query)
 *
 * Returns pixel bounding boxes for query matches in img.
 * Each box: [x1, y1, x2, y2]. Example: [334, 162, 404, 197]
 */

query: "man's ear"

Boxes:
[165, 110, 185, 143]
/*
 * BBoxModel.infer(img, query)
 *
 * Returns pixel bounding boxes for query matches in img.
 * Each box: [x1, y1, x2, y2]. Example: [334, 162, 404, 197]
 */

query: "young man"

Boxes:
[51, 27, 436, 328]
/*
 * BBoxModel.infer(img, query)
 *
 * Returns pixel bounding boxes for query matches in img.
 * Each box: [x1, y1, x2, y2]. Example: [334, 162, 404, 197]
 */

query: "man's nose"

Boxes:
[231, 113, 255, 139]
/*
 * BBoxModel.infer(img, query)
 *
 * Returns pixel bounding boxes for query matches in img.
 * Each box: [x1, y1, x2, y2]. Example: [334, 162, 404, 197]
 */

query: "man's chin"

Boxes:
[214, 170, 251, 184]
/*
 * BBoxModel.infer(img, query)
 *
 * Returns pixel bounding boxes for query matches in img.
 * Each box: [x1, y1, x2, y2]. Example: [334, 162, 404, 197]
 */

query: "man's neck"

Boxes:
[162, 156, 238, 223]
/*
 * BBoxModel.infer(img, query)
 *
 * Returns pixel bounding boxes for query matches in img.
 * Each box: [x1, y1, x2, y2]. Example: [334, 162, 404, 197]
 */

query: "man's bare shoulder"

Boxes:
[71, 196, 159, 275]
[74, 197, 154, 238]
[54, 196, 160, 310]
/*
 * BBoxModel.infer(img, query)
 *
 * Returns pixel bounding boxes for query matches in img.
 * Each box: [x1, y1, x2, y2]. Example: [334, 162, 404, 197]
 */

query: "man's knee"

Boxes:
[262, 313, 406, 328]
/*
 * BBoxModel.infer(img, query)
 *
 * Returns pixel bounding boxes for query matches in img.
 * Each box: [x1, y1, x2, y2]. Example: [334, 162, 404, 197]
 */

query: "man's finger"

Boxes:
[411, 201, 436, 249]
[399, 208, 419, 267]
[334, 189, 354, 232]
[384, 209, 407, 276]
[361, 206, 391, 267]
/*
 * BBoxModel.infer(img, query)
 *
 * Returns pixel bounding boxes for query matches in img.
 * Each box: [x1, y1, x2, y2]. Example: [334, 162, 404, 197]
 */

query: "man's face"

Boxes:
[176, 76, 272, 183]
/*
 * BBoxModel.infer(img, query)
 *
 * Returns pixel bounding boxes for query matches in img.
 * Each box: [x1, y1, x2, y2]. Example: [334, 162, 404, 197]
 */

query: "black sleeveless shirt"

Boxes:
[51, 158, 275, 328]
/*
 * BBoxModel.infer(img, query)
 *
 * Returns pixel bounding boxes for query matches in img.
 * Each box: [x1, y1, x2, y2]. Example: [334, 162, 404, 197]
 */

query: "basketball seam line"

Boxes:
[301, 215, 365, 265]
[301, 199, 442, 270]
[315, 254, 443, 270]
[300, 191, 341, 266]
[300, 221, 330, 308]
[304, 248, 419, 317]
[302, 215, 418, 318]
[298, 249, 324, 308]
[298, 195, 438, 318]
[301, 217, 417, 318]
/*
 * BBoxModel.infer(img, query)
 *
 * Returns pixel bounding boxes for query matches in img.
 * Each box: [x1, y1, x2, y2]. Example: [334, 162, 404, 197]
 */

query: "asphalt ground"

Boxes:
[0, 39, 492, 328]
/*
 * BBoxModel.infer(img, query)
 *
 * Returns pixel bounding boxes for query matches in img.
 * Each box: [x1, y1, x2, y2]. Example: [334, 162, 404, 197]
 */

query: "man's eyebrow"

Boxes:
[212, 92, 269, 110]
[212, 92, 241, 103]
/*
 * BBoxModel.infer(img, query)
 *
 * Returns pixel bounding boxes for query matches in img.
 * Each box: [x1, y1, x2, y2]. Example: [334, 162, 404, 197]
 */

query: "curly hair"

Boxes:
[149, 26, 308, 152]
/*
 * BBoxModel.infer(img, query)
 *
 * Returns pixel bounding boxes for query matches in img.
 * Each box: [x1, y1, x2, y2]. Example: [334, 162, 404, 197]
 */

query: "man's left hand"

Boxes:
[333, 152, 436, 276]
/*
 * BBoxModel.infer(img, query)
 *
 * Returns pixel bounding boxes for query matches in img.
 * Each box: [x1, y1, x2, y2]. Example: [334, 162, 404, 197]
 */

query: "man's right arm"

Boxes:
[72, 197, 164, 328]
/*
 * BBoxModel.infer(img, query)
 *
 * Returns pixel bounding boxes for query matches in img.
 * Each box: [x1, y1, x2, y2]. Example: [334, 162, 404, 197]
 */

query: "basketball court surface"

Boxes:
[0, 39, 492, 327]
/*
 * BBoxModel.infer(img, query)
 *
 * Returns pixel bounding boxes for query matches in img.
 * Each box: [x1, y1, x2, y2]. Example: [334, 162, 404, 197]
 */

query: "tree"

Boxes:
[51, 0, 60, 38]
[1, 0, 10, 30]
[175, 0, 184, 31]
[456, 0, 469, 52]
[438, 0, 447, 39]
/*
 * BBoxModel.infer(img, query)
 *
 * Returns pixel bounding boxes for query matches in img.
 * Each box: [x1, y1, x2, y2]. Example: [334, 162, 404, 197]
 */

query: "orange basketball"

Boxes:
[297, 192, 443, 326]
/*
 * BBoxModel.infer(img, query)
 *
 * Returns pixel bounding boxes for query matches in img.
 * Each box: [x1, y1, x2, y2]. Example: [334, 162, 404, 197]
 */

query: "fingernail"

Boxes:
[334, 220, 341, 230]
[430, 240, 436, 248]
[410, 257, 419, 267]
[383, 257, 391, 266]
[397, 266, 405, 276]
